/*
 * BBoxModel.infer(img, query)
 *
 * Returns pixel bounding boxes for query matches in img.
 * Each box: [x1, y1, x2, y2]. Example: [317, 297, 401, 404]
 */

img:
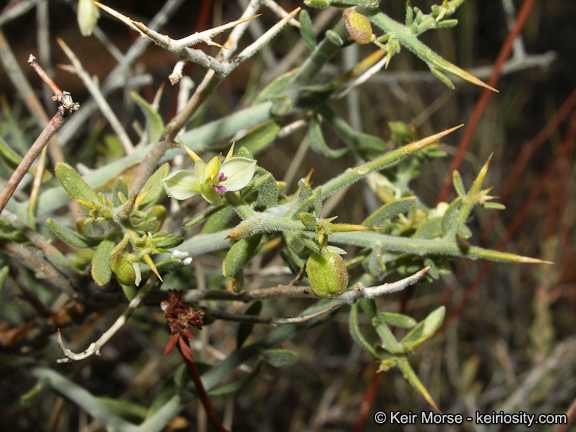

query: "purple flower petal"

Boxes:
[218, 173, 227, 182]
[211, 184, 227, 194]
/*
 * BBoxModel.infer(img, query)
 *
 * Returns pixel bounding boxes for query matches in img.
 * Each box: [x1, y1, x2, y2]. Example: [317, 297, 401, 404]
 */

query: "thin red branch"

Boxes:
[177, 338, 229, 432]
[441, 115, 576, 331]
[436, 0, 537, 204]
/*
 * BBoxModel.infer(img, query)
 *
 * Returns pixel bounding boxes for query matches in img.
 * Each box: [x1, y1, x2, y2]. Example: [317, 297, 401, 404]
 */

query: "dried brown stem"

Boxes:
[0, 57, 78, 215]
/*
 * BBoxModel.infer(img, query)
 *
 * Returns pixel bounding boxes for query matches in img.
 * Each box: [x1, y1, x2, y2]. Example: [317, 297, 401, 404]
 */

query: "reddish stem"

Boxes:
[176, 337, 229, 432]
[436, 0, 537, 205]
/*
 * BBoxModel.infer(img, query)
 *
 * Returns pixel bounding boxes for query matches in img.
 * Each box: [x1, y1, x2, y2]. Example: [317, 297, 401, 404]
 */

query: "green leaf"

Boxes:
[131, 92, 164, 143]
[379, 311, 417, 329]
[183, 204, 225, 228]
[111, 178, 129, 207]
[234, 120, 282, 155]
[236, 301, 263, 350]
[254, 69, 297, 105]
[48, 218, 102, 248]
[55, 162, 99, 206]
[208, 361, 262, 396]
[254, 170, 279, 209]
[260, 348, 298, 367]
[308, 115, 349, 158]
[483, 202, 505, 210]
[452, 170, 466, 198]
[401, 306, 445, 351]
[95, 397, 147, 423]
[395, 356, 441, 412]
[0, 266, 9, 293]
[416, 217, 442, 239]
[457, 223, 472, 239]
[299, 9, 316, 50]
[349, 302, 378, 358]
[222, 233, 263, 278]
[441, 198, 461, 236]
[91, 233, 117, 286]
[362, 197, 415, 226]
[138, 163, 169, 211]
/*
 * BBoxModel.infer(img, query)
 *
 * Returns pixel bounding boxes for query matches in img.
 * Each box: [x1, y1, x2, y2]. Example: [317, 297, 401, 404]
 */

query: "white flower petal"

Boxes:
[162, 170, 202, 200]
[219, 157, 256, 191]
[201, 185, 223, 206]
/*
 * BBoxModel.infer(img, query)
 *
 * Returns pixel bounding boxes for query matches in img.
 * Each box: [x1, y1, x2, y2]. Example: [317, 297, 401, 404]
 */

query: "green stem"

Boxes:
[330, 231, 549, 264]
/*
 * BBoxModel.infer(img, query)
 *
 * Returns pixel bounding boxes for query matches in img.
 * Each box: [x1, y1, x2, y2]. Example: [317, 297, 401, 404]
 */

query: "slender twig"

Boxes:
[262, 0, 301, 28]
[205, 303, 341, 325]
[0, 30, 64, 165]
[436, 0, 537, 203]
[0, 56, 79, 215]
[184, 266, 430, 304]
[56, 278, 156, 363]
[0, 0, 43, 27]
[56, 37, 134, 154]
[57, 0, 186, 147]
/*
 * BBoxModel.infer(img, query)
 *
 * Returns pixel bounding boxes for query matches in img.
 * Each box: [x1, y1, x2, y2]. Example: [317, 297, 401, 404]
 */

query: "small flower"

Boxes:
[163, 142, 256, 205]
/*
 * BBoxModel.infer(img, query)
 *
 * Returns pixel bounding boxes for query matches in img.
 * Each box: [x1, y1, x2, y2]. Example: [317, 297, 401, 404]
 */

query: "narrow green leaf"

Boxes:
[55, 162, 99, 206]
[401, 306, 445, 351]
[254, 169, 279, 209]
[138, 163, 170, 210]
[299, 9, 317, 50]
[452, 170, 466, 198]
[349, 302, 378, 358]
[441, 198, 461, 236]
[0, 266, 9, 293]
[234, 120, 282, 155]
[308, 115, 349, 158]
[260, 348, 298, 367]
[222, 233, 264, 278]
[236, 301, 263, 350]
[395, 356, 441, 412]
[47, 218, 102, 248]
[183, 205, 225, 228]
[208, 361, 262, 396]
[95, 397, 148, 423]
[362, 197, 416, 226]
[0, 134, 22, 169]
[111, 178, 129, 207]
[131, 92, 164, 143]
[483, 202, 505, 210]
[379, 311, 417, 329]
[91, 233, 117, 286]
[457, 223, 472, 239]
[254, 69, 297, 105]
[429, 66, 455, 89]
[416, 217, 442, 239]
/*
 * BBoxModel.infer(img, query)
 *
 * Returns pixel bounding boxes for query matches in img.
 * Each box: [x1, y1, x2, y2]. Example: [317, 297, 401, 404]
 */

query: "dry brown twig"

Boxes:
[0, 55, 79, 215]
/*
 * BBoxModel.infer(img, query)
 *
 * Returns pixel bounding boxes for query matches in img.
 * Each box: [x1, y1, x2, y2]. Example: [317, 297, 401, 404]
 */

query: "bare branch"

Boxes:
[56, 278, 156, 363]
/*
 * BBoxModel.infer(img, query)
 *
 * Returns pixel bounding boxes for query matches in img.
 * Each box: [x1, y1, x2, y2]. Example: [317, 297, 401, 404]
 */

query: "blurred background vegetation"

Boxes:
[0, 0, 574, 431]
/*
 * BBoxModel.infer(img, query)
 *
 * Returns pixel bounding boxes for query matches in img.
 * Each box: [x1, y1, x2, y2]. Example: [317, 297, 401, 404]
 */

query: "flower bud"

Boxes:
[306, 251, 349, 298]
[77, 0, 100, 37]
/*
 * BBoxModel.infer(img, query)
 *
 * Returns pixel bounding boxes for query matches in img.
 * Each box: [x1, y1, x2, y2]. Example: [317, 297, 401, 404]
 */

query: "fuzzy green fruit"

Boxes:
[343, 8, 373, 45]
[306, 252, 349, 298]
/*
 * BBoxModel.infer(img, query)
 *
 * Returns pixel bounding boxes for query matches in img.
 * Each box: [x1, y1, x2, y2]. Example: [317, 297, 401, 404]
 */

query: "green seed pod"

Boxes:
[110, 251, 136, 286]
[343, 8, 373, 44]
[306, 251, 349, 298]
